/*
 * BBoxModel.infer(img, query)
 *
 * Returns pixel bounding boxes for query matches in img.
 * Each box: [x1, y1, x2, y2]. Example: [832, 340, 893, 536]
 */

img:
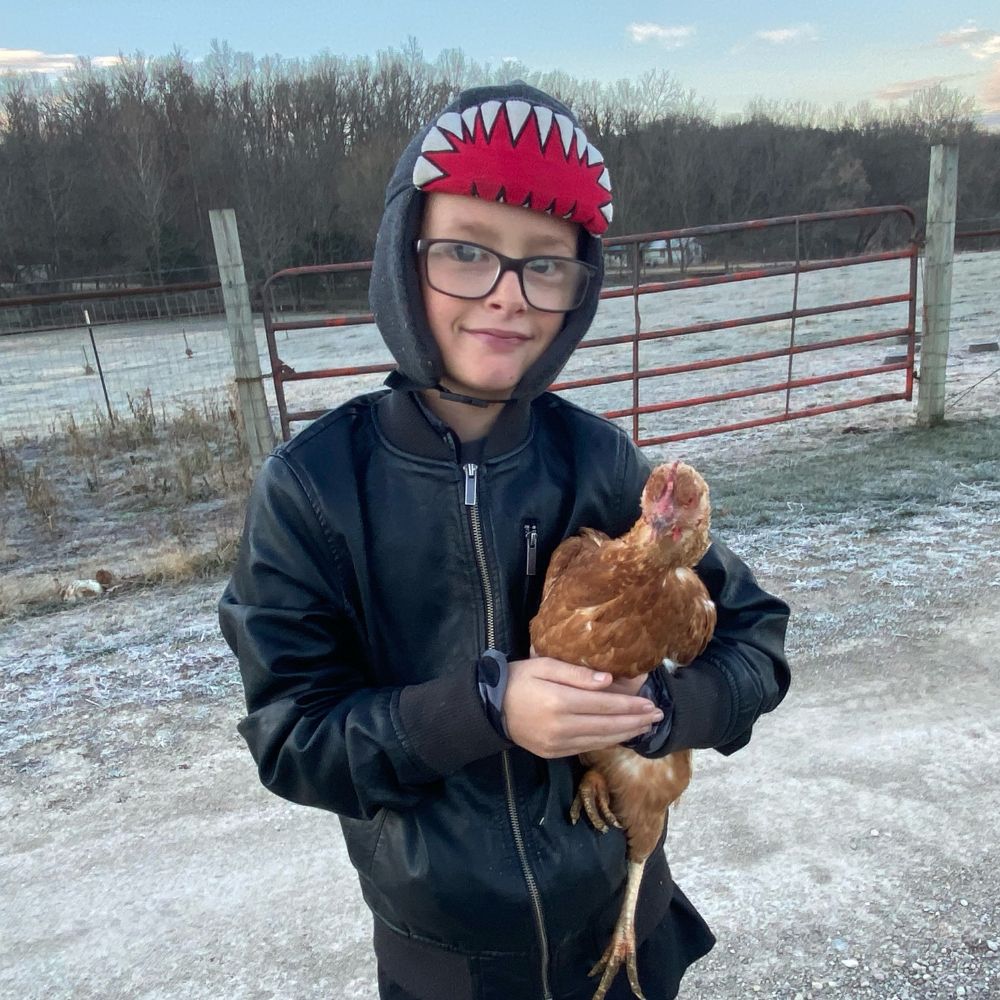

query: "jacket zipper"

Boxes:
[462, 463, 553, 1000]
[524, 521, 538, 577]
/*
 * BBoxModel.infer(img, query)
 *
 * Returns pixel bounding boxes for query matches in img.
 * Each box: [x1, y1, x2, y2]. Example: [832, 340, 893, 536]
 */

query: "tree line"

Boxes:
[1, 41, 998, 288]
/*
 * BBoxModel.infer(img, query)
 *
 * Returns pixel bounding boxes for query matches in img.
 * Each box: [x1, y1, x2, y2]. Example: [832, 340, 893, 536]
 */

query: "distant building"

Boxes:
[604, 244, 632, 272]
[15, 263, 54, 284]
[642, 238, 705, 268]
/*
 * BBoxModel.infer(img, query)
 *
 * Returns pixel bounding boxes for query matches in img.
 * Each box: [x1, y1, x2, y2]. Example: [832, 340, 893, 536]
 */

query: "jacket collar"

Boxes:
[375, 384, 533, 462]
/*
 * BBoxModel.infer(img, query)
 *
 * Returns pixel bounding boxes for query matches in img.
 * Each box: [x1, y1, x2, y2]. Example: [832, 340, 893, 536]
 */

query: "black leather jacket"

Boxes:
[220, 387, 790, 1000]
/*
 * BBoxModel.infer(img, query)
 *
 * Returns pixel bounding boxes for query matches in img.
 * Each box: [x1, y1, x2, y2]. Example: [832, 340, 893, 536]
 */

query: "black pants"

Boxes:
[377, 968, 421, 1000]
[377, 966, 679, 1000]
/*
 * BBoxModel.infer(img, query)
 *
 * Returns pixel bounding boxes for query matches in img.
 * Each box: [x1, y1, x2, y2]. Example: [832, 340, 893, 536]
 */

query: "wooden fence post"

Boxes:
[917, 142, 960, 427]
[209, 209, 275, 469]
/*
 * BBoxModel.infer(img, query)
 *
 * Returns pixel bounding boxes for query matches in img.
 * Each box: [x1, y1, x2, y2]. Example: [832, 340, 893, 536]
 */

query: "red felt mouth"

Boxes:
[413, 100, 613, 234]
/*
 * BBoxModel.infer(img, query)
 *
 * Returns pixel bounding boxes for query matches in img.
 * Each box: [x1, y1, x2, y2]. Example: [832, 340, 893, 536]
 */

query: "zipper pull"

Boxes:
[463, 463, 478, 506]
[524, 521, 538, 576]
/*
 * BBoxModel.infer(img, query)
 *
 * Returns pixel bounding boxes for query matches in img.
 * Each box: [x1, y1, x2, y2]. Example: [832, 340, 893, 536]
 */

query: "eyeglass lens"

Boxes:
[422, 241, 589, 311]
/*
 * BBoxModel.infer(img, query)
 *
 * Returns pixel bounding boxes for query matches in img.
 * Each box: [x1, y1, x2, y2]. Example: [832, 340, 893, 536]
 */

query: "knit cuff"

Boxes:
[624, 666, 674, 756]
[661, 658, 732, 753]
[397, 661, 512, 777]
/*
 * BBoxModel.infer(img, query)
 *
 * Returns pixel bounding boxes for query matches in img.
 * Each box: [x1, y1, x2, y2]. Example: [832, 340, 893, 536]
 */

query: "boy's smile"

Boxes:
[419, 193, 581, 404]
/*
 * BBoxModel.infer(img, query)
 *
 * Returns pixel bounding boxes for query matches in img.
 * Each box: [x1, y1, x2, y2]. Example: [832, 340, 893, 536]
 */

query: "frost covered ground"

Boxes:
[3, 409, 999, 999]
[3, 250, 998, 441]
[1, 250, 999, 999]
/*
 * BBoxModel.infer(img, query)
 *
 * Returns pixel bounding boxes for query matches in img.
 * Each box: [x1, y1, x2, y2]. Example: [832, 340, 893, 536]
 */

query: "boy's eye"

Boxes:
[526, 258, 567, 280]
[448, 242, 490, 264]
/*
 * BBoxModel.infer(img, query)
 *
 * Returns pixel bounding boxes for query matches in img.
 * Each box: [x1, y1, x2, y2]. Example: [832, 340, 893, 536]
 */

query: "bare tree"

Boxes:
[0, 46, 997, 288]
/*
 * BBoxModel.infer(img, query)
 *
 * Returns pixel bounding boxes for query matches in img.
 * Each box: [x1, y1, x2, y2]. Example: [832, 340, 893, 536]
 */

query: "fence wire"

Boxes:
[0, 289, 246, 439]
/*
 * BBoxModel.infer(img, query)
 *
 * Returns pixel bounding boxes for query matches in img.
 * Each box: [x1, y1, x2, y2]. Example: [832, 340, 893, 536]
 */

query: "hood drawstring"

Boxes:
[434, 384, 519, 409]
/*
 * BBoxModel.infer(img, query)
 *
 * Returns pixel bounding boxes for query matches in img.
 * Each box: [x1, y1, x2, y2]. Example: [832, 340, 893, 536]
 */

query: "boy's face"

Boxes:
[419, 192, 580, 402]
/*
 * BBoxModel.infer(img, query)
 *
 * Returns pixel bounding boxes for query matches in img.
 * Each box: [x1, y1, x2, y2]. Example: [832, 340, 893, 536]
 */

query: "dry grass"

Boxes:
[0, 386, 252, 620]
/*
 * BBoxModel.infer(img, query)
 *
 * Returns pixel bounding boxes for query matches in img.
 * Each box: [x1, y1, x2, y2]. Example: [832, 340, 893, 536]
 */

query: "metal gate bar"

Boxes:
[261, 205, 919, 444]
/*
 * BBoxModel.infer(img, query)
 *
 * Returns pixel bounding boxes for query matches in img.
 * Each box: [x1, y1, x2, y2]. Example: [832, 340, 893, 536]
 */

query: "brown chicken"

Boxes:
[529, 461, 716, 1000]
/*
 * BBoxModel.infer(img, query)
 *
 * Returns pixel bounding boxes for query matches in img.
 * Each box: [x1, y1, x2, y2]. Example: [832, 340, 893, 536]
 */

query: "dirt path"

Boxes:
[2, 573, 998, 1000]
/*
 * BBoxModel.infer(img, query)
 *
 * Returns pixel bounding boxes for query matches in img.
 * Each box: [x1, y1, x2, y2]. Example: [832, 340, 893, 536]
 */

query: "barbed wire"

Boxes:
[946, 365, 1000, 411]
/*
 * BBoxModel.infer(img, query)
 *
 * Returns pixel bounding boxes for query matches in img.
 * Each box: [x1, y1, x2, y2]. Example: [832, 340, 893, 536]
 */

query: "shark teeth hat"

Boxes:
[369, 81, 611, 398]
[412, 99, 613, 234]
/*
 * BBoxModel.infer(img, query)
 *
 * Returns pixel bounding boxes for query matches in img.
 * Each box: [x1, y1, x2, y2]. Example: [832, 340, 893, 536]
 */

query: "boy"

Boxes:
[220, 82, 790, 1000]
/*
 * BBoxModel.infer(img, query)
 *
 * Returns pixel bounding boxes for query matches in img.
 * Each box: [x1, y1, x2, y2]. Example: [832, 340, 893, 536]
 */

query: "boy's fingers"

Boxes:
[533, 658, 612, 689]
[563, 714, 657, 739]
[555, 688, 659, 716]
[562, 725, 653, 754]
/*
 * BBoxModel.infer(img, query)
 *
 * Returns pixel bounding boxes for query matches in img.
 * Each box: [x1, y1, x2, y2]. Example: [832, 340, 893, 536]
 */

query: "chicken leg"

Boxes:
[571, 747, 694, 1000]
[589, 859, 649, 1000]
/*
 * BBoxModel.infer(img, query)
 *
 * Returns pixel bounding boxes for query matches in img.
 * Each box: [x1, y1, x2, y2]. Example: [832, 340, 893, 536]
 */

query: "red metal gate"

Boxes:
[261, 205, 919, 444]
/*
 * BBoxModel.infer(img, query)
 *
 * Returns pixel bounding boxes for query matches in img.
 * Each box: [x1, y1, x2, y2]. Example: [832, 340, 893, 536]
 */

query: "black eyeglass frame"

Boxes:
[414, 239, 597, 313]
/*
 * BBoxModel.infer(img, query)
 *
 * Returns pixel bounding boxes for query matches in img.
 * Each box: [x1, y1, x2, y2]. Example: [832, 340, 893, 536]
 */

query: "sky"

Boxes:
[2, 1, 999, 126]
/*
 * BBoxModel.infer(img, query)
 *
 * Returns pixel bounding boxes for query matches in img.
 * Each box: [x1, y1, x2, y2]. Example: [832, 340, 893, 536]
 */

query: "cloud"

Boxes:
[874, 74, 972, 101]
[626, 23, 695, 48]
[754, 24, 819, 45]
[983, 62, 1000, 110]
[936, 23, 1000, 60]
[0, 48, 76, 73]
[0, 47, 122, 74]
[934, 22, 1000, 119]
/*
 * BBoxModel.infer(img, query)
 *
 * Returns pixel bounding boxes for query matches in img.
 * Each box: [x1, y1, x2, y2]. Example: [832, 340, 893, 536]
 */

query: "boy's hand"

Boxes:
[503, 656, 660, 758]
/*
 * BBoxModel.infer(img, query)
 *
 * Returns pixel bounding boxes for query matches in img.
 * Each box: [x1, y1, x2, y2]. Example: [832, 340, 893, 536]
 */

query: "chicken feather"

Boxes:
[529, 461, 715, 1000]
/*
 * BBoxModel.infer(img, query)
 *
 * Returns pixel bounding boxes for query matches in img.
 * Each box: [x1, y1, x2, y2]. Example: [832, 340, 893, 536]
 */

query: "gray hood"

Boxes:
[368, 81, 607, 403]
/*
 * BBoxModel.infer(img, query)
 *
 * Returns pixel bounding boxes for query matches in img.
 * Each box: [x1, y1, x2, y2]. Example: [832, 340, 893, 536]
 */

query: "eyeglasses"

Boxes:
[415, 239, 596, 313]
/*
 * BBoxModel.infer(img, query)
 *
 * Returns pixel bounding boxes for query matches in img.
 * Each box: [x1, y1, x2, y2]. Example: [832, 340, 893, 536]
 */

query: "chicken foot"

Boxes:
[570, 768, 622, 832]
[589, 858, 648, 1000]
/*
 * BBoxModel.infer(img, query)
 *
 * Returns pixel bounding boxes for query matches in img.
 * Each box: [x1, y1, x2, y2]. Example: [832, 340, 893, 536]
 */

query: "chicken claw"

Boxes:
[589, 918, 645, 1000]
[588, 858, 648, 1000]
[570, 769, 622, 833]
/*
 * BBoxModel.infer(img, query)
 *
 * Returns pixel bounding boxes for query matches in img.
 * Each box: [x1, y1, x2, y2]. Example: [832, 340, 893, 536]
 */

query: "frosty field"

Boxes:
[3, 250, 998, 442]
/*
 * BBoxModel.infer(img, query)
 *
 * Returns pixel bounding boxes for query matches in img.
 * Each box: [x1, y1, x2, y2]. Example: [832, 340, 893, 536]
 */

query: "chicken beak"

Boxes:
[653, 468, 677, 520]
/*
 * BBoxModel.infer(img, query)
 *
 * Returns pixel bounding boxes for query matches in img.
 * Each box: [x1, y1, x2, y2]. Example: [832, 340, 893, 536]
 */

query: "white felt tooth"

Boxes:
[600, 203, 614, 225]
[421, 127, 453, 154]
[521, 195, 532, 208]
[480, 100, 502, 138]
[533, 106, 554, 147]
[436, 112, 464, 138]
[597, 167, 612, 191]
[497, 192, 506, 203]
[412, 155, 446, 188]
[574, 128, 587, 158]
[562, 209, 575, 219]
[586, 143, 604, 166]
[462, 106, 479, 136]
[554, 113, 574, 156]
[505, 100, 532, 141]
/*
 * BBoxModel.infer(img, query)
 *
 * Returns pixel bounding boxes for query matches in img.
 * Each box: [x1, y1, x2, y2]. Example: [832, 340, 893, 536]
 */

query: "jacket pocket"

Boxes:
[339, 808, 388, 878]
